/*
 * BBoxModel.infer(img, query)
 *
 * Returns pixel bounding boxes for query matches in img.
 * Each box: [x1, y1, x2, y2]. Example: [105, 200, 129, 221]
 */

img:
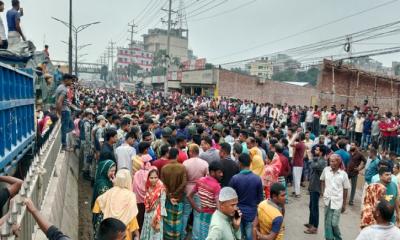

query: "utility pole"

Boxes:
[107, 41, 116, 83]
[128, 21, 138, 47]
[162, 0, 176, 96]
[68, 0, 73, 74]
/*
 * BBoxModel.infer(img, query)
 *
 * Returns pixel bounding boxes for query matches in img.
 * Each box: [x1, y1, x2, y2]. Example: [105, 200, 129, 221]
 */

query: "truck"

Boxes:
[0, 62, 36, 175]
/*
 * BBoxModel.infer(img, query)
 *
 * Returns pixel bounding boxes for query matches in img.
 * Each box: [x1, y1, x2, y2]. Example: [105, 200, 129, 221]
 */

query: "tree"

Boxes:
[230, 67, 248, 75]
[127, 63, 142, 77]
[205, 63, 214, 69]
[272, 69, 296, 82]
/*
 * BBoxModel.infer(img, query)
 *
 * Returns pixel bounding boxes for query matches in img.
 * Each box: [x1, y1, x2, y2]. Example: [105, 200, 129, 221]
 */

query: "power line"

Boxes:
[186, 0, 229, 19]
[211, 0, 400, 62]
[188, 0, 257, 22]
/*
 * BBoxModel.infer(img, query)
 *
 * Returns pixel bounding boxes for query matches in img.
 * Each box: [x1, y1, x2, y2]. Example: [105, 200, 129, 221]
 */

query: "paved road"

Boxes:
[284, 184, 363, 240]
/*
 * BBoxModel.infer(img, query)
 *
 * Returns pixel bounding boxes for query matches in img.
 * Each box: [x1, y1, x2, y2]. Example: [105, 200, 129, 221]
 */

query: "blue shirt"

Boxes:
[363, 119, 372, 135]
[365, 158, 380, 184]
[335, 149, 351, 167]
[229, 169, 263, 222]
[6, 9, 20, 32]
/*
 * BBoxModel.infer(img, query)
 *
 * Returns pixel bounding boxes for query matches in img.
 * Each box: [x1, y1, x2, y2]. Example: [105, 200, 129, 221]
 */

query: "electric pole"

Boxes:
[128, 21, 138, 47]
[162, 0, 176, 96]
[107, 41, 116, 83]
[68, 0, 73, 74]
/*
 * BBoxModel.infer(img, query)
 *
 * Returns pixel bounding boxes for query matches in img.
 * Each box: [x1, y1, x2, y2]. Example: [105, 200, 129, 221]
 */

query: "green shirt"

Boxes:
[206, 210, 241, 240]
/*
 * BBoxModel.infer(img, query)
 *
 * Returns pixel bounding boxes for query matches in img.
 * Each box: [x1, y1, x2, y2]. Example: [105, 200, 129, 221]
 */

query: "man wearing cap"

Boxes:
[206, 187, 242, 240]
[55, 74, 74, 151]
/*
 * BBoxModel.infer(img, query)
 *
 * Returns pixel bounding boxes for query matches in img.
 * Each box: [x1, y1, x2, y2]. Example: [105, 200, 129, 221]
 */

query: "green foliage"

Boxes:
[230, 67, 248, 75]
[205, 63, 214, 69]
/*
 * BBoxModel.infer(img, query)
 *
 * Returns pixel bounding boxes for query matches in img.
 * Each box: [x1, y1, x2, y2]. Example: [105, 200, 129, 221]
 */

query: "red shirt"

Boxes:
[293, 142, 306, 167]
[389, 120, 398, 137]
[277, 153, 290, 177]
[151, 158, 169, 172]
[177, 149, 188, 164]
[194, 176, 221, 214]
[379, 121, 390, 137]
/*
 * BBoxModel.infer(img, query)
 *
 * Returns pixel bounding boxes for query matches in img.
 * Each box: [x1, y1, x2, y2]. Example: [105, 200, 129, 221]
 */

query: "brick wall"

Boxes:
[317, 60, 400, 112]
[217, 69, 318, 106]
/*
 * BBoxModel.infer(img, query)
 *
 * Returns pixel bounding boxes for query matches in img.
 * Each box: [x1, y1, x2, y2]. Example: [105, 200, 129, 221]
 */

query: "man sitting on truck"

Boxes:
[55, 74, 73, 151]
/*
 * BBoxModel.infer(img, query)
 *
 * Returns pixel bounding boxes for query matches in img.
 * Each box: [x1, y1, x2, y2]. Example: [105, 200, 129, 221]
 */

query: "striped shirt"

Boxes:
[194, 176, 221, 214]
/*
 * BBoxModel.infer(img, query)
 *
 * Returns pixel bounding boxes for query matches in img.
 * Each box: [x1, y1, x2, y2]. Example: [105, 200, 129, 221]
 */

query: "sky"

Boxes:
[13, 0, 400, 67]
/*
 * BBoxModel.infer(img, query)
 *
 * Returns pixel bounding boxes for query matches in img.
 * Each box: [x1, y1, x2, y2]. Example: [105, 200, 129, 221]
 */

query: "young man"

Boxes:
[131, 141, 150, 175]
[304, 145, 327, 234]
[199, 136, 220, 164]
[0, 175, 23, 209]
[181, 144, 209, 239]
[254, 183, 286, 240]
[378, 166, 399, 224]
[320, 154, 351, 240]
[55, 74, 74, 151]
[347, 144, 366, 205]
[188, 161, 223, 240]
[176, 135, 189, 163]
[115, 131, 136, 171]
[229, 153, 263, 240]
[206, 187, 242, 240]
[219, 142, 240, 187]
[98, 129, 118, 163]
[291, 133, 306, 197]
[151, 144, 170, 172]
[356, 199, 400, 240]
[97, 218, 127, 240]
[161, 148, 187, 240]
[81, 108, 95, 181]
[6, 0, 25, 47]
[0, 1, 7, 49]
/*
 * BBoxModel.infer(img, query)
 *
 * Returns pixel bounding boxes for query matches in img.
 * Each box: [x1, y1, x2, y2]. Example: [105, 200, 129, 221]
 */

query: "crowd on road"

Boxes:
[48, 72, 400, 240]
[3, 72, 400, 239]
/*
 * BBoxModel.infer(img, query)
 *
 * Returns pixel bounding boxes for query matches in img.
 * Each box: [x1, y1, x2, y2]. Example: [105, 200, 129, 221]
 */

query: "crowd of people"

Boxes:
[45, 72, 400, 240]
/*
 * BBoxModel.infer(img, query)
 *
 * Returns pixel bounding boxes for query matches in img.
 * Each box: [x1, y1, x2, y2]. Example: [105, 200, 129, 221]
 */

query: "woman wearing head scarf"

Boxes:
[133, 155, 156, 232]
[92, 169, 140, 240]
[249, 147, 265, 177]
[141, 169, 167, 240]
[360, 183, 386, 229]
[91, 160, 116, 237]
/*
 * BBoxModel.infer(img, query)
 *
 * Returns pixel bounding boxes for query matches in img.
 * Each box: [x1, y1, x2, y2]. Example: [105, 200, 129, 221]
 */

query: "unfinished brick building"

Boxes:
[317, 60, 400, 113]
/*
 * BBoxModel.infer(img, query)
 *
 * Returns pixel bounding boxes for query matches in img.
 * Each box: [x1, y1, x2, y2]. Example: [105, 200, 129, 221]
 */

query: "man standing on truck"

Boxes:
[0, 1, 8, 49]
[55, 74, 73, 151]
[6, 0, 25, 48]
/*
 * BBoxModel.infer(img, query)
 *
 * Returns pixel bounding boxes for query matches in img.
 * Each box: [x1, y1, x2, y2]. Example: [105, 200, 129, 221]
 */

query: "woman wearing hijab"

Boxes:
[141, 169, 167, 240]
[133, 154, 155, 232]
[91, 160, 116, 237]
[92, 169, 140, 240]
[360, 183, 386, 229]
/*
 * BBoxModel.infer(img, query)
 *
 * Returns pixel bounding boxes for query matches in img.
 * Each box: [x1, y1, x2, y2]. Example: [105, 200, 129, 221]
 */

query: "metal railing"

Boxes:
[0, 122, 61, 239]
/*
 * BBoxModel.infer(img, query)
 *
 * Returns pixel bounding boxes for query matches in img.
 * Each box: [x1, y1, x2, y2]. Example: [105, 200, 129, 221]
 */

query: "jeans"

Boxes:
[240, 220, 253, 240]
[355, 132, 362, 146]
[390, 136, 398, 152]
[182, 194, 200, 240]
[361, 134, 371, 150]
[349, 175, 358, 203]
[61, 111, 72, 147]
[309, 192, 320, 228]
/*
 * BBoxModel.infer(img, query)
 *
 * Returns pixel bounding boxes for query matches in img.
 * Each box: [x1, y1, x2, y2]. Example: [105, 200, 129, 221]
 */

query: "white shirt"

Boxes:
[320, 166, 351, 210]
[356, 224, 400, 240]
[0, 17, 6, 40]
[115, 143, 136, 171]
[306, 110, 314, 123]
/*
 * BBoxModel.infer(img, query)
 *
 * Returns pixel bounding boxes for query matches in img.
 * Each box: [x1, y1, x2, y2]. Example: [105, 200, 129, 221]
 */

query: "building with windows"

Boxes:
[247, 58, 274, 80]
[116, 42, 153, 73]
[143, 28, 189, 61]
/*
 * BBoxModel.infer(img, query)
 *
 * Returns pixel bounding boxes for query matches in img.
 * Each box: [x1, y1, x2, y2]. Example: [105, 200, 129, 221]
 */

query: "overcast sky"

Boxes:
[13, 0, 400, 67]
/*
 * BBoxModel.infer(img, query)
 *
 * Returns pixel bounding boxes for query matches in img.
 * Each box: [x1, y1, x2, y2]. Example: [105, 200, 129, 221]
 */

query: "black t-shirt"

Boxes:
[46, 226, 70, 240]
[0, 188, 10, 209]
[220, 157, 240, 187]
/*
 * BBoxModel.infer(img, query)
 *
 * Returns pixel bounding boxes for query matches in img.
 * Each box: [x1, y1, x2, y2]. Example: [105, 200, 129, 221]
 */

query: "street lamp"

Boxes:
[52, 16, 100, 77]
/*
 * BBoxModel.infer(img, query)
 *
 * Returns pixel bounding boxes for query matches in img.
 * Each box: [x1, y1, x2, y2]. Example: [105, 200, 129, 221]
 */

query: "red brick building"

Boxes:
[318, 60, 400, 112]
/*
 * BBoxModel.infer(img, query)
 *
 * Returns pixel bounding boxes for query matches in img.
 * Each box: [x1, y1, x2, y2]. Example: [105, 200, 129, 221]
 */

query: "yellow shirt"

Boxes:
[93, 200, 139, 240]
[258, 200, 285, 240]
[250, 154, 265, 177]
